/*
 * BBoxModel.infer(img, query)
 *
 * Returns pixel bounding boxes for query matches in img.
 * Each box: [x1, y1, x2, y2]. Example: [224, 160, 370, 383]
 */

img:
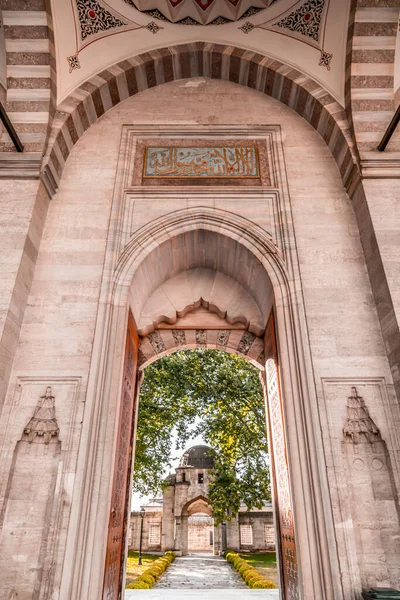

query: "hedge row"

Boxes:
[226, 552, 275, 589]
[126, 551, 176, 589]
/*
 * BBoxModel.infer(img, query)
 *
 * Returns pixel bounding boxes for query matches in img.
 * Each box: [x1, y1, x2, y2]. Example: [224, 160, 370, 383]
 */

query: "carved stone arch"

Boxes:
[43, 43, 358, 196]
[138, 327, 265, 370]
[182, 495, 212, 517]
[72, 205, 340, 600]
[112, 206, 286, 309]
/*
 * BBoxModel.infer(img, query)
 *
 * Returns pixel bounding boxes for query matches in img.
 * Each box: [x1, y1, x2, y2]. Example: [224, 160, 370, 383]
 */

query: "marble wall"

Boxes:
[0, 78, 399, 600]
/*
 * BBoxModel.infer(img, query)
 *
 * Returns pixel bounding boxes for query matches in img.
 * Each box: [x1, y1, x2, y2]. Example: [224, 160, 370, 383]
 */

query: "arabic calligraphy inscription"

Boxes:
[144, 146, 259, 178]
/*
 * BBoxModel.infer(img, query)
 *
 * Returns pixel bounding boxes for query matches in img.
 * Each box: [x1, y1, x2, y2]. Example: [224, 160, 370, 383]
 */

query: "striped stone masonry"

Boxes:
[350, 0, 399, 156]
[1, 0, 56, 155]
[42, 43, 358, 197]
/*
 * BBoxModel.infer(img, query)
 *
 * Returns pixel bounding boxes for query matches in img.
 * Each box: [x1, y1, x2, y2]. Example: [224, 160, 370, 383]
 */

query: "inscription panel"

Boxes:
[144, 146, 259, 178]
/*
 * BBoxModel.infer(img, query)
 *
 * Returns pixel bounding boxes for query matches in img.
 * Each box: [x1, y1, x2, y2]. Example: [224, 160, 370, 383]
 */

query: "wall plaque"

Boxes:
[143, 146, 259, 179]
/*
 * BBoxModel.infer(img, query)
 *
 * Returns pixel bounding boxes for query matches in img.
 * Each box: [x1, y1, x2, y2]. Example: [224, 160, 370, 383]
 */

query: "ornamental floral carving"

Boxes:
[239, 0, 333, 70]
[273, 0, 325, 42]
[76, 0, 127, 41]
[68, 0, 162, 73]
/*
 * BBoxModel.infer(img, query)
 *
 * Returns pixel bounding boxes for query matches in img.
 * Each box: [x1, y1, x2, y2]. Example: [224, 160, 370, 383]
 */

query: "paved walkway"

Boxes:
[125, 553, 280, 598]
[155, 554, 245, 589]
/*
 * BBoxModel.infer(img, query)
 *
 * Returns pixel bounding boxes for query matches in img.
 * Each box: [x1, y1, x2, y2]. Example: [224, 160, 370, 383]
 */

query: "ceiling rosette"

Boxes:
[126, 0, 274, 25]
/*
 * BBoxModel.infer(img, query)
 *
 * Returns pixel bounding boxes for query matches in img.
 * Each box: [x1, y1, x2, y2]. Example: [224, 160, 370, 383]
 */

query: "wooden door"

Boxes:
[103, 312, 139, 600]
[264, 312, 299, 600]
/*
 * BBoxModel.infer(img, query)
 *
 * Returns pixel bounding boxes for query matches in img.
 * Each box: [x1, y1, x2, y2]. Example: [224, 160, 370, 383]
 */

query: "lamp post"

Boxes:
[138, 506, 145, 566]
[221, 521, 227, 555]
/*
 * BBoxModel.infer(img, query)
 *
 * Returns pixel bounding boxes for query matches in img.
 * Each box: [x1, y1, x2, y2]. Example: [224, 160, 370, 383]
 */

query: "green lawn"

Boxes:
[239, 552, 278, 587]
[125, 551, 160, 587]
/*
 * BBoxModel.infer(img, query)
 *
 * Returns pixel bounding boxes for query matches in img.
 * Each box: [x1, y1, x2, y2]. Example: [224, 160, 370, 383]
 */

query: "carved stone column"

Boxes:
[342, 387, 400, 590]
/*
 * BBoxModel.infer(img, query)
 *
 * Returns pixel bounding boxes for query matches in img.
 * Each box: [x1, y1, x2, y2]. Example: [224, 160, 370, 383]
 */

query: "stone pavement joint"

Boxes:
[154, 553, 246, 589]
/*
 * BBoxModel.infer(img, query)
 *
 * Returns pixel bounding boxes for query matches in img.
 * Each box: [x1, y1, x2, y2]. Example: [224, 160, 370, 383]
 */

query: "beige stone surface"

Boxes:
[0, 180, 50, 413]
[0, 78, 399, 600]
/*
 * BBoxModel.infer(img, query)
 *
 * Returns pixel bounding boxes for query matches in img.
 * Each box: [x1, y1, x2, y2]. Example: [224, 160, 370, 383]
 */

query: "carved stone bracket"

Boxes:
[343, 386, 381, 445]
[22, 386, 60, 444]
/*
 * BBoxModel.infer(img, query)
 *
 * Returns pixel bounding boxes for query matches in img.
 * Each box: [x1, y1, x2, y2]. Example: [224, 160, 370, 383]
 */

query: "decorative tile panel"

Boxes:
[143, 146, 259, 179]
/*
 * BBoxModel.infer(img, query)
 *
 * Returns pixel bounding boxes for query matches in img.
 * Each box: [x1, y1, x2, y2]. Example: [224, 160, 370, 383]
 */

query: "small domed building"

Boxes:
[129, 445, 274, 555]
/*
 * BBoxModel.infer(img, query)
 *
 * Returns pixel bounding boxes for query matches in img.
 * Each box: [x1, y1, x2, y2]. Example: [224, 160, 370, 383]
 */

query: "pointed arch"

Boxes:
[42, 43, 358, 196]
[182, 495, 212, 517]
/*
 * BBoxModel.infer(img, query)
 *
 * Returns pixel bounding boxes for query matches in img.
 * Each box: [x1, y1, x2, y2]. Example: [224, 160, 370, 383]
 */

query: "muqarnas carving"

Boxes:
[0, 387, 62, 600]
[341, 387, 400, 588]
[22, 385, 60, 445]
[343, 386, 381, 447]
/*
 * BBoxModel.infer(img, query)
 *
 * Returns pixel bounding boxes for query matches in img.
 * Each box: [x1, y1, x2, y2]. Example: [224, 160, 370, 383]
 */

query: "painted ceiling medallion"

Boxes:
[239, 0, 332, 70]
[127, 0, 275, 25]
[68, 0, 162, 73]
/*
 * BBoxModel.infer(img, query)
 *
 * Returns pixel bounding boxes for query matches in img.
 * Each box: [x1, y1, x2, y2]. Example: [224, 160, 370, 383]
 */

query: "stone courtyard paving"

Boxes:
[155, 553, 246, 589]
[125, 553, 280, 598]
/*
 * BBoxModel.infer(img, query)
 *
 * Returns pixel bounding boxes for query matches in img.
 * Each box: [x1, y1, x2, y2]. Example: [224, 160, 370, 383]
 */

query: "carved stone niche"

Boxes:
[342, 387, 400, 590]
[0, 387, 61, 600]
[22, 385, 60, 446]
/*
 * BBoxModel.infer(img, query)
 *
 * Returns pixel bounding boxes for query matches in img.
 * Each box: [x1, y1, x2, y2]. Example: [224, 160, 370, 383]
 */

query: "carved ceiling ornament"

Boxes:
[239, 0, 332, 70]
[22, 386, 60, 445]
[67, 0, 162, 73]
[126, 0, 276, 25]
[342, 387, 382, 445]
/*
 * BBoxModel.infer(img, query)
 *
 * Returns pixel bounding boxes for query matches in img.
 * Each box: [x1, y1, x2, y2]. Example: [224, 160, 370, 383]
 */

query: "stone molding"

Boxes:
[0, 152, 41, 179]
[360, 158, 400, 179]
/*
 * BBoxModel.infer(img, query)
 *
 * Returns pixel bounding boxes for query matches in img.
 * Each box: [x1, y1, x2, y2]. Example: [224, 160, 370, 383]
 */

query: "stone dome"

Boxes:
[179, 445, 215, 469]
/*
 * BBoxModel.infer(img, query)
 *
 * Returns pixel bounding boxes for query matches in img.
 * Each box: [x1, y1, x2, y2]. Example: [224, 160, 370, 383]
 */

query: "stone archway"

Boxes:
[65, 198, 340, 600]
[181, 496, 214, 556]
[43, 43, 357, 196]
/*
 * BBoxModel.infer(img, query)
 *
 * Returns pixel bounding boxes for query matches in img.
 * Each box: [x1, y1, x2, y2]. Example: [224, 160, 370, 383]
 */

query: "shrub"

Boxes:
[138, 573, 156, 585]
[127, 551, 176, 590]
[243, 569, 259, 582]
[131, 580, 151, 589]
[252, 579, 276, 589]
[226, 552, 275, 590]
[245, 572, 261, 584]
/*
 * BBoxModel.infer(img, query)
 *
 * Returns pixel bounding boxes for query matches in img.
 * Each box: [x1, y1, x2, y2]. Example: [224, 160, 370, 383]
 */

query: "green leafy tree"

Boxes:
[133, 348, 270, 524]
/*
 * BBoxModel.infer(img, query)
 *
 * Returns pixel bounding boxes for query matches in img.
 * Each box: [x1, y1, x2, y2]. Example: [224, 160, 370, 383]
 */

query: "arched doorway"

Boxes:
[188, 515, 214, 554]
[73, 194, 336, 600]
[183, 496, 214, 556]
